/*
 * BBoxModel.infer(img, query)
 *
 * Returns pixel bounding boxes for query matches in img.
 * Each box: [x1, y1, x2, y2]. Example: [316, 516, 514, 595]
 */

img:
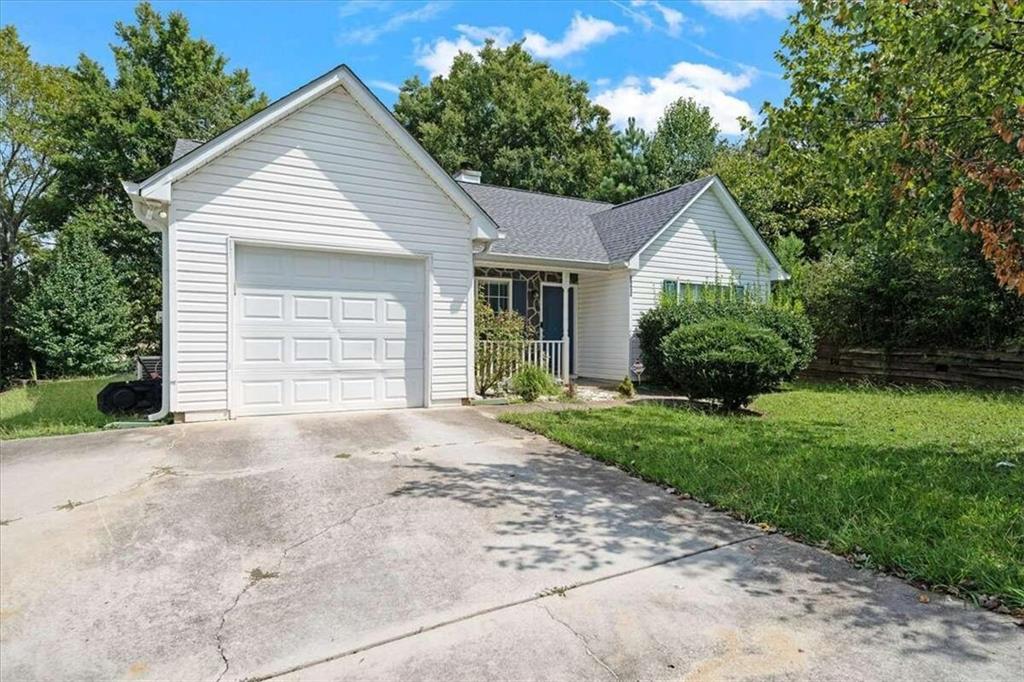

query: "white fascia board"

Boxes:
[122, 181, 168, 232]
[133, 65, 500, 242]
[626, 178, 715, 270]
[474, 253, 626, 272]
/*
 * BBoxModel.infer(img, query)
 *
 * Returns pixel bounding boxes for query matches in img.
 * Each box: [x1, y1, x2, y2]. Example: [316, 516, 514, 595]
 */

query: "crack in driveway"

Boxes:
[538, 602, 620, 680]
[247, 534, 763, 681]
[213, 496, 389, 682]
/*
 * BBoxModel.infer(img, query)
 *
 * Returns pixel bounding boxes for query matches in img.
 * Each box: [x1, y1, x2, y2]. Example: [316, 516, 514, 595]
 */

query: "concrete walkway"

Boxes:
[1, 408, 1020, 681]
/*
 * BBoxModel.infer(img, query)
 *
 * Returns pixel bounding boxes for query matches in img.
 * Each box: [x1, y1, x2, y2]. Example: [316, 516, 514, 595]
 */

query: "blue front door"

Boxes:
[541, 286, 575, 374]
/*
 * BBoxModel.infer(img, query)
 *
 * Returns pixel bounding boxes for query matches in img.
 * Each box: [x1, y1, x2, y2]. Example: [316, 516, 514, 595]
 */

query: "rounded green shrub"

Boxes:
[637, 298, 815, 383]
[660, 319, 796, 410]
[510, 365, 560, 402]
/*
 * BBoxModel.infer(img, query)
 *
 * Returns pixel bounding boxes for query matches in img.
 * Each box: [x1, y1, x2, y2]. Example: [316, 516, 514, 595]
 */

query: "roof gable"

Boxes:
[459, 175, 783, 276]
[124, 65, 498, 241]
[590, 177, 715, 264]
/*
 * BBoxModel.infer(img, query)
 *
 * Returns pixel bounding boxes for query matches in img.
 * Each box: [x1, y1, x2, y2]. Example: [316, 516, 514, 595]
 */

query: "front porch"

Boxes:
[474, 265, 579, 386]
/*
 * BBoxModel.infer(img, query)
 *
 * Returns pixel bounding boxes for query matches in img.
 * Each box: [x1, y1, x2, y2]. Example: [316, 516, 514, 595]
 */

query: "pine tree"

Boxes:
[17, 227, 131, 376]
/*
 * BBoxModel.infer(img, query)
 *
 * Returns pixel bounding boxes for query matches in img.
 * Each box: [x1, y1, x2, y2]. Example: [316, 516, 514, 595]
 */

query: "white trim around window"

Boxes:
[475, 277, 513, 311]
[661, 278, 747, 301]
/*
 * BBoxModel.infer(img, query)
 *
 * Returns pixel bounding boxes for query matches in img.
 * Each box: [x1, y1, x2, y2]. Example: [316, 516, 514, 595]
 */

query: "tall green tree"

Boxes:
[769, 0, 1024, 294]
[596, 117, 655, 203]
[0, 27, 73, 381]
[54, 2, 268, 211]
[394, 42, 616, 198]
[17, 228, 131, 376]
[711, 125, 849, 252]
[649, 98, 719, 189]
[47, 2, 268, 353]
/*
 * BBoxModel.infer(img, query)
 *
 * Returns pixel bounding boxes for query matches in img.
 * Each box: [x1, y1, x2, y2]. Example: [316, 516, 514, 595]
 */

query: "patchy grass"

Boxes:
[0, 375, 133, 440]
[502, 382, 1024, 611]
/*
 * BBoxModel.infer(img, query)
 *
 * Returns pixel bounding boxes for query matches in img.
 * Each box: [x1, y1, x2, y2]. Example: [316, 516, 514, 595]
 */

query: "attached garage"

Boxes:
[232, 245, 426, 416]
[123, 65, 499, 422]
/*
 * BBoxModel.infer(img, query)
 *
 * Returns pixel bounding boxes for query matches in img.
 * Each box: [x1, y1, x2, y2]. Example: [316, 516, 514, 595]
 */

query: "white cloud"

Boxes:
[337, 1, 393, 19]
[454, 24, 514, 43]
[415, 14, 624, 78]
[522, 13, 626, 59]
[696, 1, 796, 20]
[368, 79, 401, 94]
[414, 24, 512, 78]
[630, 1, 685, 36]
[615, 0, 691, 36]
[340, 1, 449, 45]
[593, 61, 757, 135]
[415, 35, 484, 78]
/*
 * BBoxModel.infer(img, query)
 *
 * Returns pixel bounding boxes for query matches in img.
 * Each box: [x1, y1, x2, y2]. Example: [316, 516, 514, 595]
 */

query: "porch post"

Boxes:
[561, 271, 570, 383]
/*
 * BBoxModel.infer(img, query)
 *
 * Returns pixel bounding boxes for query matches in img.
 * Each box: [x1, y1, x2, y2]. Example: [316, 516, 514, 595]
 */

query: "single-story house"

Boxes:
[124, 64, 786, 422]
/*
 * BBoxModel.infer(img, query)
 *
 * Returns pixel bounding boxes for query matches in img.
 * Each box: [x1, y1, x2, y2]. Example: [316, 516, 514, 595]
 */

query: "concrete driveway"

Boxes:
[1, 408, 1020, 681]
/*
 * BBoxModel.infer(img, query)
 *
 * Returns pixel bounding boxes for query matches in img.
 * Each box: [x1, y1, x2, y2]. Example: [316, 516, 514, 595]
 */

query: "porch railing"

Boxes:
[475, 339, 565, 394]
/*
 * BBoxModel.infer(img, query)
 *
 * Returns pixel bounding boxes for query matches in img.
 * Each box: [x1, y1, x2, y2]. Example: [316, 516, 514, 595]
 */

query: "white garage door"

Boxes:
[232, 245, 425, 416]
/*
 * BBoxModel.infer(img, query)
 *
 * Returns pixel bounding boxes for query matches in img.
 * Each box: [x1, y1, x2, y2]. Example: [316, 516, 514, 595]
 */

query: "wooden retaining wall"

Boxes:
[803, 345, 1024, 389]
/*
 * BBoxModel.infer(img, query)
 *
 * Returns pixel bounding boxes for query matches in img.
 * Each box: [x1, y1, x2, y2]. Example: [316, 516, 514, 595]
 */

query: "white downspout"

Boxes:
[122, 182, 170, 422]
[149, 226, 170, 422]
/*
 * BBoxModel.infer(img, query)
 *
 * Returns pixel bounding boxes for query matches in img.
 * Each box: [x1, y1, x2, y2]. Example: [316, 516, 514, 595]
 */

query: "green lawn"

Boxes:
[0, 375, 134, 440]
[501, 382, 1024, 611]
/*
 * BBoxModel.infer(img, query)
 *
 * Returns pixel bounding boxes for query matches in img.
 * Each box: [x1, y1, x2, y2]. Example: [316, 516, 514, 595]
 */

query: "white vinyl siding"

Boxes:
[169, 85, 474, 416]
[577, 270, 630, 380]
[628, 188, 773, 363]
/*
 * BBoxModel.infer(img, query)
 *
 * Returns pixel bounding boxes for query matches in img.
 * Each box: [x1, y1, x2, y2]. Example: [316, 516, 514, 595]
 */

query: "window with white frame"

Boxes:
[477, 278, 511, 312]
[662, 279, 746, 302]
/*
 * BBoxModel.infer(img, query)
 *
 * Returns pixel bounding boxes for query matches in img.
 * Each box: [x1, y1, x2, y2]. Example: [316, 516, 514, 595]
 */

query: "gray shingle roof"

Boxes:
[460, 183, 613, 262]
[590, 177, 715, 263]
[461, 176, 716, 264]
[171, 138, 203, 161]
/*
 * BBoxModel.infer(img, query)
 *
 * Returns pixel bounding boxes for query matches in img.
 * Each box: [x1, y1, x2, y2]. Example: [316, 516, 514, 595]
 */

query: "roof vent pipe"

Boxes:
[454, 168, 481, 184]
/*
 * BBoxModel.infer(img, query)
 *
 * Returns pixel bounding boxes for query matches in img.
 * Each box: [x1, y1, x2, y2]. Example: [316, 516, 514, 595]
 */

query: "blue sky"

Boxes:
[4, 0, 796, 135]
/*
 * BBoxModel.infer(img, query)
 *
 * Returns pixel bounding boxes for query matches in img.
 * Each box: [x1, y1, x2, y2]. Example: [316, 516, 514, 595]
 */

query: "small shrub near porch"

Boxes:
[509, 365, 560, 402]
[474, 296, 530, 396]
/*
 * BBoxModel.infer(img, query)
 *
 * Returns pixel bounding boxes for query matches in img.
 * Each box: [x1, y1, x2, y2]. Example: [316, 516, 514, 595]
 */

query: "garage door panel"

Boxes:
[339, 338, 376, 362]
[241, 337, 285, 363]
[293, 337, 333, 362]
[340, 297, 377, 322]
[293, 379, 332, 405]
[241, 380, 284, 407]
[233, 245, 425, 416]
[293, 296, 332, 321]
[241, 294, 284, 321]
